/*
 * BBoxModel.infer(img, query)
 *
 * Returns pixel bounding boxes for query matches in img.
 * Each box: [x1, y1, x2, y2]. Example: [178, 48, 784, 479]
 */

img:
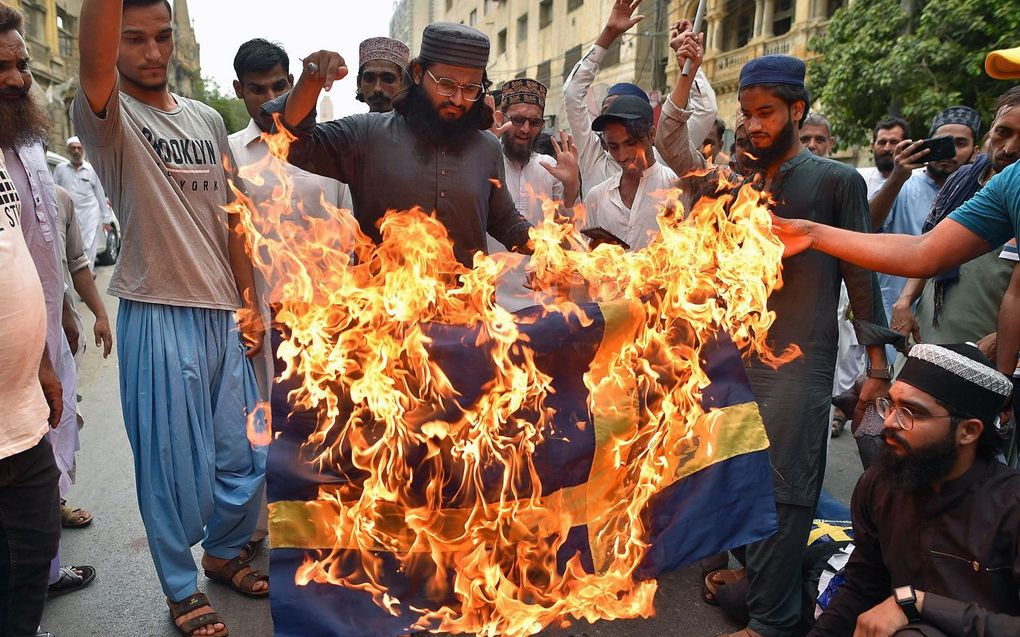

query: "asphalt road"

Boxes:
[41, 267, 865, 637]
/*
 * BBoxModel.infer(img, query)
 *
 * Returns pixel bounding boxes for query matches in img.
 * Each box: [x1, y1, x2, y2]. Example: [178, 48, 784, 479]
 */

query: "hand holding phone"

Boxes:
[581, 227, 631, 250]
[915, 135, 957, 163]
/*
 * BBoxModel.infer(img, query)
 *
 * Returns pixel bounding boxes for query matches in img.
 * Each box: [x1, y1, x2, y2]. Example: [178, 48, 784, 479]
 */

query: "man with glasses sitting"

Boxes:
[264, 22, 533, 267]
[810, 343, 1020, 637]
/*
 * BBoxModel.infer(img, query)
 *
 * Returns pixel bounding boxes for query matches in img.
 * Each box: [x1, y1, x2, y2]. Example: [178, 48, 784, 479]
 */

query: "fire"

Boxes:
[228, 122, 796, 636]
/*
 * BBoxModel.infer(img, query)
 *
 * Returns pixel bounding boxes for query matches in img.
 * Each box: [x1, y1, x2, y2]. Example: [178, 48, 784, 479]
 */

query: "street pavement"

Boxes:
[42, 266, 866, 637]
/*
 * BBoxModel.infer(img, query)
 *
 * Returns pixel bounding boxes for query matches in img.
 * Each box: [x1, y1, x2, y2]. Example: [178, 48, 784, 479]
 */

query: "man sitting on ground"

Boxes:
[810, 343, 1019, 636]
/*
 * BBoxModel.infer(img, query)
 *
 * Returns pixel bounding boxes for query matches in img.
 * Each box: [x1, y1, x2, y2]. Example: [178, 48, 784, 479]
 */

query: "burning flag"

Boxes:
[229, 127, 792, 637]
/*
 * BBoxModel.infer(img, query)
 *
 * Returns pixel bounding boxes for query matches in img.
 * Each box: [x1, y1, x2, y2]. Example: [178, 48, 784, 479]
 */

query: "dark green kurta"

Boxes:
[747, 149, 888, 507]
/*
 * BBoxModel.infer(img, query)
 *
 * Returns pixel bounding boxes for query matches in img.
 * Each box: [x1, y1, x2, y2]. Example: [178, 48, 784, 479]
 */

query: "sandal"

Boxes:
[47, 564, 96, 597]
[237, 537, 265, 565]
[831, 413, 847, 438]
[168, 591, 228, 637]
[60, 500, 94, 528]
[702, 567, 746, 606]
[203, 555, 269, 598]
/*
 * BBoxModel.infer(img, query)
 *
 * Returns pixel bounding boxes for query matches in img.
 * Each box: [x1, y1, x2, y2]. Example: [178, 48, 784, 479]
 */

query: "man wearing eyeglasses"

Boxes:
[810, 343, 1020, 637]
[264, 22, 533, 268]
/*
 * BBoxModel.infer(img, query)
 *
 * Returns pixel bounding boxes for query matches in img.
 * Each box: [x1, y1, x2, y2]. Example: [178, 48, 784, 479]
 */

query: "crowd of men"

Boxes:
[1, 0, 1019, 635]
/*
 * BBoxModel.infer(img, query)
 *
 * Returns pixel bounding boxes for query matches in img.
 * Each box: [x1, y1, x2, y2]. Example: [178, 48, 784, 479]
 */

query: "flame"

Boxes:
[227, 119, 797, 636]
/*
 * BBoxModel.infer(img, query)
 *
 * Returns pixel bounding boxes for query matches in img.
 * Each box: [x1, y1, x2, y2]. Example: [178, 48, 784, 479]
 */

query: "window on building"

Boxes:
[469, 9, 477, 26]
[562, 44, 582, 80]
[484, 0, 492, 15]
[516, 13, 528, 43]
[23, 2, 47, 42]
[539, 0, 553, 28]
[446, 0, 453, 11]
[827, 0, 845, 17]
[57, 9, 75, 59]
[721, 0, 756, 50]
[773, 0, 793, 35]
[536, 60, 551, 88]
[603, 39, 622, 67]
[515, 70, 528, 80]
[568, 0, 584, 12]
[498, 28, 508, 54]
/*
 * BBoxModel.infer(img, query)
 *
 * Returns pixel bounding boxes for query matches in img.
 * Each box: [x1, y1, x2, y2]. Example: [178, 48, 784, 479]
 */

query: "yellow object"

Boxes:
[986, 47, 1020, 80]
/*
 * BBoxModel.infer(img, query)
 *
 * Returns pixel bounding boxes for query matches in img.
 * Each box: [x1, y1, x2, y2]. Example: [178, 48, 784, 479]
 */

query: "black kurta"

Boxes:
[262, 95, 533, 267]
[811, 457, 1020, 636]
[748, 149, 888, 506]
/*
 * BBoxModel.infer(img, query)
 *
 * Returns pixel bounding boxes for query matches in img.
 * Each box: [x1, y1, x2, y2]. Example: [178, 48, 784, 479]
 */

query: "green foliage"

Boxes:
[194, 76, 250, 133]
[807, 0, 1020, 148]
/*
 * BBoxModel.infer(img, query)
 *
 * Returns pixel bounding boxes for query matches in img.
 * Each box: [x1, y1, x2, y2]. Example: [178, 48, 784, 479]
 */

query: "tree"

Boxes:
[195, 76, 250, 133]
[807, 0, 1020, 148]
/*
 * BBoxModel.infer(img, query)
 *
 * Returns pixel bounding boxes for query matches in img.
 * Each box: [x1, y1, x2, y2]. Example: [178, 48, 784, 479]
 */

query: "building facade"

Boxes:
[8, 0, 81, 152]
[168, 0, 200, 98]
[389, 0, 852, 157]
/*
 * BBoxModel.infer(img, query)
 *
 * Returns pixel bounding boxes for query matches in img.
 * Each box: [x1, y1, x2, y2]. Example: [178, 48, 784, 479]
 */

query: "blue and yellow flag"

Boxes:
[266, 301, 776, 636]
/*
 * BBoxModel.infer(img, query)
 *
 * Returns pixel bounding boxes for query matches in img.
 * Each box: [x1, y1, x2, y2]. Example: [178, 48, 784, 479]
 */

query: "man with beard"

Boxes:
[264, 22, 532, 268]
[810, 343, 1020, 637]
[74, 1, 269, 634]
[859, 118, 910, 199]
[0, 2, 97, 606]
[53, 137, 115, 269]
[870, 107, 979, 322]
[356, 36, 409, 114]
[487, 78, 579, 309]
[496, 78, 579, 221]
[0, 8, 64, 635]
[720, 55, 892, 637]
[891, 89, 1020, 352]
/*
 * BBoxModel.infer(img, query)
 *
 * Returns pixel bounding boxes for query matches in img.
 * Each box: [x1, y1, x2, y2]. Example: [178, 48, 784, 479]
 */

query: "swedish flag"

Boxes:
[266, 301, 777, 636]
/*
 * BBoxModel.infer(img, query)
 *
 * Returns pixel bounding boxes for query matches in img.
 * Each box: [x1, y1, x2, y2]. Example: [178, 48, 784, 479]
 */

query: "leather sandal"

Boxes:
[203, 556, 269, 598]
[167, 592, 227, 637]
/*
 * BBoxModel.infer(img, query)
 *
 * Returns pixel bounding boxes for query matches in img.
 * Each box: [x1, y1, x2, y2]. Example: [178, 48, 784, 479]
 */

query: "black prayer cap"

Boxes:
[897, 343, 1013, 423]
[419, 22, 490, 70]
[739, 55, 806, 90]
[930, 106, 981, 141]
[592, 95, 654, 132]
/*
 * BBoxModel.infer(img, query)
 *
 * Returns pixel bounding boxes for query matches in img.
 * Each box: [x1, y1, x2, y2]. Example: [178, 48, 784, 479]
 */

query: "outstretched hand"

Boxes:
[299, 50, 348, 91]
[770, 214, 815, 258]
[541, 131, 580, 186]
[605, 0, 645, 37]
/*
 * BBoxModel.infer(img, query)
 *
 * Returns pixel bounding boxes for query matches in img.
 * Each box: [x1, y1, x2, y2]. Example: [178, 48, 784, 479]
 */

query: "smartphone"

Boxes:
[581, 227, 631, 250]
[916, 135, 957, 163]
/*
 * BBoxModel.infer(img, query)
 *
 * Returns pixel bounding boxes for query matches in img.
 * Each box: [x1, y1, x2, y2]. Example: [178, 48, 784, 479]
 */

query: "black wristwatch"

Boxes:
[866, 365, 893, 380]
[894, 585, 921, 623]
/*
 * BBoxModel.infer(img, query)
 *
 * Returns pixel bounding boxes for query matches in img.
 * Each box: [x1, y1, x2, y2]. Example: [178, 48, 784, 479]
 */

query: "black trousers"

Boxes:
[0, 437, 61, 637]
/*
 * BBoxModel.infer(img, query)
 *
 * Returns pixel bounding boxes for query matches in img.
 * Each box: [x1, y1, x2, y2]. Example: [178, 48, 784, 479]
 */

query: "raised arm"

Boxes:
[655, 21, 710, 177]
[78, 0, 125, 115]
[868, 138, 929, 229]
[280, 50, 347, 129]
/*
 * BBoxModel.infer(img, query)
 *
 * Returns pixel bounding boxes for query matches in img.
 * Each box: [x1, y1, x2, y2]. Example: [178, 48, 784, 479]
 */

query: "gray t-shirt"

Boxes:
[71, 82, 240, 310]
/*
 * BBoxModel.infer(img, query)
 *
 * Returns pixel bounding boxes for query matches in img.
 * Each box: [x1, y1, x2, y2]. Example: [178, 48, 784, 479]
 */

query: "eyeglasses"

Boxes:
[875, 397, 954, 431]
[426, 69, 484, 102]
[509, 115, 545, 128]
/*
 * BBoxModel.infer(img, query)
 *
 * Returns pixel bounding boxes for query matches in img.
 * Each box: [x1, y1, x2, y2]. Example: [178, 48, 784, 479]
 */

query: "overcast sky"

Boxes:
[187, 1, 396, 120]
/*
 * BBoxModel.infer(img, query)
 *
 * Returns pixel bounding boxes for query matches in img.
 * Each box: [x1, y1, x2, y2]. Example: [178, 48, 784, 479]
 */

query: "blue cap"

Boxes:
[607, 83, 649, 103]
[739, 55, 806, 90]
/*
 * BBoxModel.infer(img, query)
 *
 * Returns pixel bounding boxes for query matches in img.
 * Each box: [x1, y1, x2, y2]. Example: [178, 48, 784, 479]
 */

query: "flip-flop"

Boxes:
[47, 565, 97, 597]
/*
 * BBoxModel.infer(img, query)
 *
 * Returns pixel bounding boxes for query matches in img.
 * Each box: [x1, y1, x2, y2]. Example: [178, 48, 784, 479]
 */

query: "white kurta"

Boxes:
[582, 162, 678, 252]
[52, 160, 113, 266]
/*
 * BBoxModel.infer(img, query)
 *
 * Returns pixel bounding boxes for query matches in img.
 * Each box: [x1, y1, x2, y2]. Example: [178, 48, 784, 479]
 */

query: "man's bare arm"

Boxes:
[996, 264, 1020, 377]
[71, 267, 113, 358]
[79, 0, 124, 115]
[774, 216, 990, 278]
[282, 51, 347, 129]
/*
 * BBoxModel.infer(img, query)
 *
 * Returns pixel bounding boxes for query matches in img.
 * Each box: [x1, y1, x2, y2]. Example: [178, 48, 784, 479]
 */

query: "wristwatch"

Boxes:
[894, 585, 921, 623]
[866, 365, 893, 380]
